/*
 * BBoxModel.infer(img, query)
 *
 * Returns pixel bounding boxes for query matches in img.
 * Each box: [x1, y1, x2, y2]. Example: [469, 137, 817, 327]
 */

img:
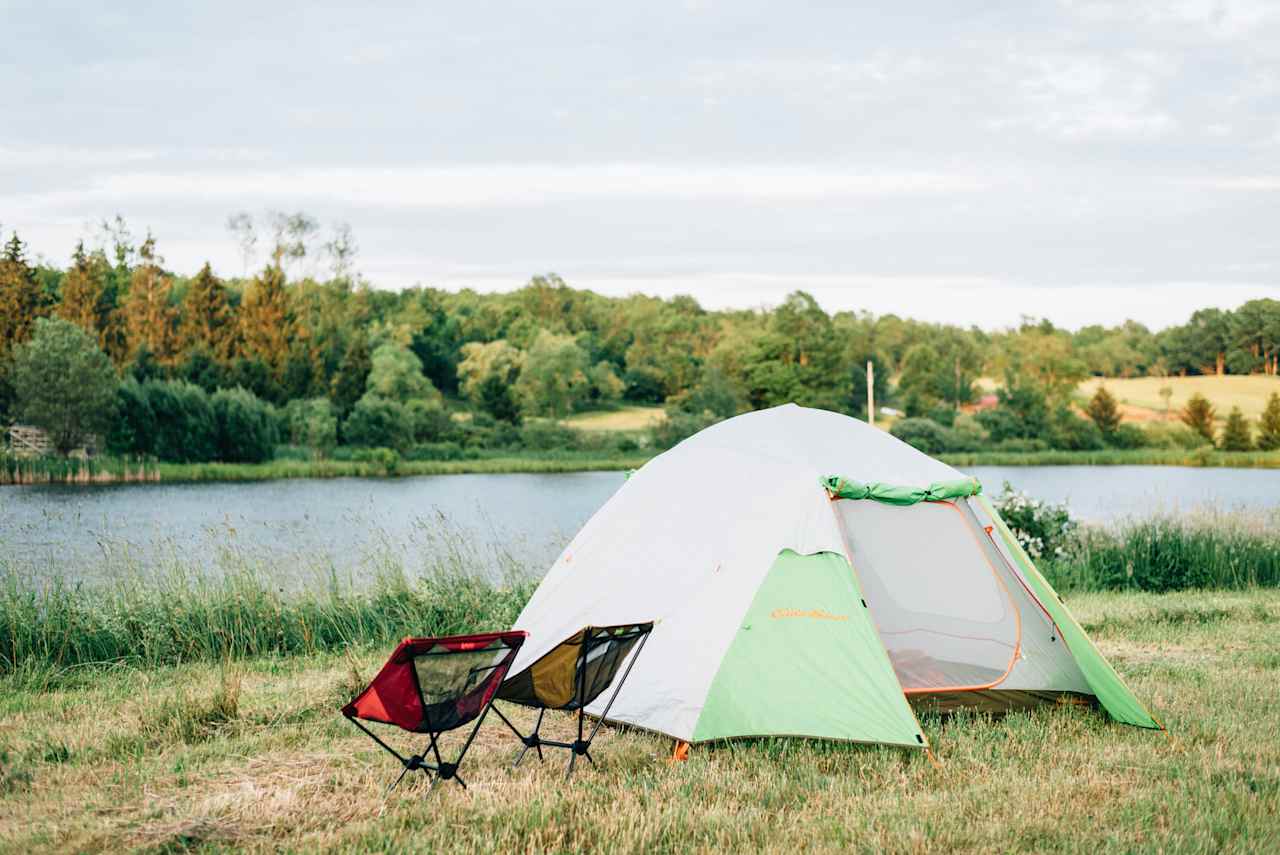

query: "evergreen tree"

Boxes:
[239, 265, 293, 379]
[0, 232, 47, 359]
[1086, 385, 1122, 435]
[178, 262, 236, 361]
[1219, 406, 1253, 451]
[1180, 392, 1217, 442]
[329, 332, 371, 415]
[121, 234, 177, 363]
[1258, 392, 1280, 451]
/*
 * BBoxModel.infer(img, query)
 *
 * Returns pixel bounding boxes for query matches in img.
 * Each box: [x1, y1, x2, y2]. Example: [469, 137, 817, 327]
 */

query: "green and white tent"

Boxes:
[509, 404, 1158, 750]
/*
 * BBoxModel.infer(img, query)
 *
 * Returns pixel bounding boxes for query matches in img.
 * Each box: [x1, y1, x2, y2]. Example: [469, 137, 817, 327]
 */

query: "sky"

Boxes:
[3, 0, 1279, 330]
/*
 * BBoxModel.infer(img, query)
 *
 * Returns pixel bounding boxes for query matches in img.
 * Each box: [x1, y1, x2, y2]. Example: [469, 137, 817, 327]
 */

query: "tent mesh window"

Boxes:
[835, 500, 1021, 693]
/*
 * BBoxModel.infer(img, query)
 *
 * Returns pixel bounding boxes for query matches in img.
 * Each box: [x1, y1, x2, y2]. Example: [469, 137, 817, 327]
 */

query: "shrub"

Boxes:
[519, 420, 582, 451]
[924, 405, 956, 428]
[991, 481, 1077, 560]
[407, 399, 455, 443]
[1106, 422, 1149, 449]
[403, 442, 467, 461]
[1219, 406, 1253, 451]
[651, 410, 719, 449]
[283, 398, 338, 456]
[1048, 410, 1105, 451]
[889, 417, 953, 455]
[342, 394, 412, 450]
[105, 378, 156, 456]
[210, 387, 278, 463]
[1143, 422, 1211, 450]
[143, 380, 217, 462]
[990, 437, 1050, 453]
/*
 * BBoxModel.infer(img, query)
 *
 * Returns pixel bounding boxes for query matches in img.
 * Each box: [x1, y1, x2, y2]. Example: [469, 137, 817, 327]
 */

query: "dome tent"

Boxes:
[509, 404, 1159, 750]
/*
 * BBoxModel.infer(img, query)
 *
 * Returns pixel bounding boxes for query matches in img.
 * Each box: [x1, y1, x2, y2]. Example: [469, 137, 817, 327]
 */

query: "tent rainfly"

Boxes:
[509, 404, 1159, 751]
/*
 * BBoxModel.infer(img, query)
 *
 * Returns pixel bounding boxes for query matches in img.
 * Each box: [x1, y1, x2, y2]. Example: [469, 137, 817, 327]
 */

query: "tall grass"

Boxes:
[1043, 509, 1280, 592]
[3, 508, 1279, 677]
[0, 454, 158, 485]
[0, 564, 535, 678]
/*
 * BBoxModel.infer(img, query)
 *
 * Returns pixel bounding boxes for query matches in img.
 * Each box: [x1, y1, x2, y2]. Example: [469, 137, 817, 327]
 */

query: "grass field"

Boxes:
[1078, 375, 1280, 422]
[1, 589, 1275, 853]
[562, 406, 666, 432]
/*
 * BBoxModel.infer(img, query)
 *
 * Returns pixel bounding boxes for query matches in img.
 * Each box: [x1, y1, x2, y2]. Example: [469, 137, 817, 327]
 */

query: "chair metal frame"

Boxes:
[490, 623, 652, 779]
[342, 631, 524, 792]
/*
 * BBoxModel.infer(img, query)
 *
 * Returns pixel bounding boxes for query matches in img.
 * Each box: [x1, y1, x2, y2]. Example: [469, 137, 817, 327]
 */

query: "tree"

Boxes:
[330, 332, 371, 415]
[515, 330, 590, 417]
[1158, 386, 1174, 420]
[1257, 392, 1280, 451]
[1219, 406, 1253, 452]
[366, 342, 439, 403]
[1085, 386, 1121, 435]
[284, 397, 339, 455]
[477, 374, 523, 424]
[0, 232, 47, 360]
[55, 243, 117, 352]
[267, 210, 318, 274]
[121, 234, 177, 363]
[324, 222, 358, 284]
[239, 265, 293, 378]
[1180, 393, 1217, 442]
[10, 318, 119, 454]
[458, 340, 525, 401]
[178, 262, 236, 360]
[740, 292, 846, 411]
[226, 212, 257, 275]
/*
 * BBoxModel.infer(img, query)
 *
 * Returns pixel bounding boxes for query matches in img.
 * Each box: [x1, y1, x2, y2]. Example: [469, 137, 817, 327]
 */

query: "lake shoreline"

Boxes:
[4, 446, 1280, 486]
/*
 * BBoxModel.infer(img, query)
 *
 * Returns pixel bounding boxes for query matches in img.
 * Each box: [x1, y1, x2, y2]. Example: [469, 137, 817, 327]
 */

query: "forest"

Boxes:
[1, 213, 1279, 465]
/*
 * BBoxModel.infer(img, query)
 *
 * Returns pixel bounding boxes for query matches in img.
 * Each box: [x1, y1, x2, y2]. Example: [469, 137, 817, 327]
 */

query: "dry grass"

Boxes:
[1, 590, 1277, 853]
[1078, 375, 1280, 422]
[562, 407, 667, 432]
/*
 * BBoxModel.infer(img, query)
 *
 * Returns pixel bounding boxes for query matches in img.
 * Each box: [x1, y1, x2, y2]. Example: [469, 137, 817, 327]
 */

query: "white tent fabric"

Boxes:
[508, 404, 1088, 742]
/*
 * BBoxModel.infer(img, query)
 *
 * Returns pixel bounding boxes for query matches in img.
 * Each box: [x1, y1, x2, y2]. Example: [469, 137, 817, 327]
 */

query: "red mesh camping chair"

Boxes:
[342, 630, 526, 791]
[491, 622, 653, 778]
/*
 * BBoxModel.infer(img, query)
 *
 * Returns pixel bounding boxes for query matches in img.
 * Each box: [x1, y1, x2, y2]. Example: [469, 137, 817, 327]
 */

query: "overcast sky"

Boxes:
[4, 0, 1279, 329]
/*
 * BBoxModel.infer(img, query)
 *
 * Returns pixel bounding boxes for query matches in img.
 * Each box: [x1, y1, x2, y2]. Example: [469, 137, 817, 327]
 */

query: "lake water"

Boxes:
[1, 466, 1276, 585]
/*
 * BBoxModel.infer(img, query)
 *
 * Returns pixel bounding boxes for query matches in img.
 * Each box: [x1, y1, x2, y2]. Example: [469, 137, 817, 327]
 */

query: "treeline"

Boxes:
[1, 215, 1279, 462]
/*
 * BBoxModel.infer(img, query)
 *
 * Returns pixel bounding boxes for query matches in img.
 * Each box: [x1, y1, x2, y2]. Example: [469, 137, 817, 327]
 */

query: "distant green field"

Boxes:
[1079, 375, 1280, 421]
[563, 405, 666, 432]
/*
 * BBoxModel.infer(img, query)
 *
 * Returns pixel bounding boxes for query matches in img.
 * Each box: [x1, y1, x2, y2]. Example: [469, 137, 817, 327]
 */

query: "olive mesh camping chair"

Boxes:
[491, 622, 653, 778]
[342, 630, 526, 791]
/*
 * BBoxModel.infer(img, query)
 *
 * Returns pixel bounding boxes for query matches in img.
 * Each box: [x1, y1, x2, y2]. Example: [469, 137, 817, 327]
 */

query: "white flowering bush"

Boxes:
[992, 481, 1078, 561]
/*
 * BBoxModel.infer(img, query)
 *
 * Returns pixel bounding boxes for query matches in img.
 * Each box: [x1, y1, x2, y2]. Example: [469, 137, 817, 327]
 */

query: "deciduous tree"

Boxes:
[10, 318, 119, 454]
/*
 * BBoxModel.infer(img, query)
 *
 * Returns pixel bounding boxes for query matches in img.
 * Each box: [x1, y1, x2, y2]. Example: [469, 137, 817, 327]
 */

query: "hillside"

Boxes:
[1078, 375, 1280, 422]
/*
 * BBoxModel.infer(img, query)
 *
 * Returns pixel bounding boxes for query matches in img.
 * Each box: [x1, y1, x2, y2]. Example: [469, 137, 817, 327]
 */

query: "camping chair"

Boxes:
[342, 630, 526, 792]
[491, 622, 653, 778]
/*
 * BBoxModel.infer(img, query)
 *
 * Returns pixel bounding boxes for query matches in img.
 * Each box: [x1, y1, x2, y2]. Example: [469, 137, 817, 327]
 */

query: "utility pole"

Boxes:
[867, 360, 875, 427]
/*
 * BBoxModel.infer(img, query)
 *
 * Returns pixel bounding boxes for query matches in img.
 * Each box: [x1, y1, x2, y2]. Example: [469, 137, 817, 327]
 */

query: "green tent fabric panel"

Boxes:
[692, 549, 925, 748]
[975, 495, 1160, 730]
[821, 476, 982, 506]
